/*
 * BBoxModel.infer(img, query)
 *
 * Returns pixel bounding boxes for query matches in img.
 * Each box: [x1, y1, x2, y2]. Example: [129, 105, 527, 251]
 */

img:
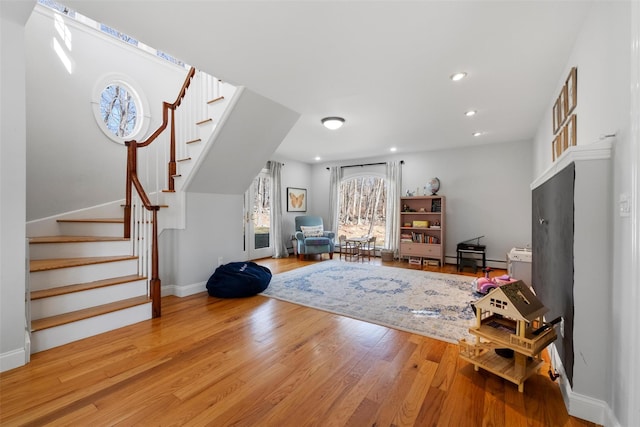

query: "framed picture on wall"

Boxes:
[567, 114, 577, 147]
[566, 67, 577, 115]
[552, 101, 560, 134]
[558, 85, 568, 127]
[287, 187, 307, 212]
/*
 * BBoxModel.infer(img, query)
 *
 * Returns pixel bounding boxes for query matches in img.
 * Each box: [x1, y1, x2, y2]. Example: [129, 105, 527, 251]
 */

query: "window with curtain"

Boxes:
[337, 175, 386, 247]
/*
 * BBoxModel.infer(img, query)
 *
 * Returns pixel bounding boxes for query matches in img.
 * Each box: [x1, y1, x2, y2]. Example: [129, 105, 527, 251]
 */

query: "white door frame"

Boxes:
[244, 169, 273, 260]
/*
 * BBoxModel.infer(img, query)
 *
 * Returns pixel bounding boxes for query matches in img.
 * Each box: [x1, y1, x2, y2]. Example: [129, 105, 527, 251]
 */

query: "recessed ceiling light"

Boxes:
[450, 72, 467, 81]
[465, 110, 477, 117]
[321, 117, 345, 130]
[472, 131, 483, 137]
[390, 147, 397, 152]
[314, 156, 322, 161]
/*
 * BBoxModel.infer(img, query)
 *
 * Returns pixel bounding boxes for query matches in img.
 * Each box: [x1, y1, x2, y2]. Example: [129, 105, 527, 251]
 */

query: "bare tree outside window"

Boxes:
[99, 84, 137, 138]
[338, 176, 386, 246]
[252, 175, 271, 249]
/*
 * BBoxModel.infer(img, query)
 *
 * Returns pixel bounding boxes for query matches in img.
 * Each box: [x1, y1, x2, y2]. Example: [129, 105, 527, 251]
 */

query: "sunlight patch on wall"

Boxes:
[52, 13, 72, 73]
[52, 37, 72, 74]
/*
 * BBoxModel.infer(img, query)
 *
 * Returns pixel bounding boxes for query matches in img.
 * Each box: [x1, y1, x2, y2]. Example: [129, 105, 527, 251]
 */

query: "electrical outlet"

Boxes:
[217, 256, 224, 266]
[619, 193, 631, 217]
[560, 317, 565, 338]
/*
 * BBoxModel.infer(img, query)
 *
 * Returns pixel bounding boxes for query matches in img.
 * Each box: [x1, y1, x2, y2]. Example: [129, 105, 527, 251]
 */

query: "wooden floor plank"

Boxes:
[0, 257, 599, 427]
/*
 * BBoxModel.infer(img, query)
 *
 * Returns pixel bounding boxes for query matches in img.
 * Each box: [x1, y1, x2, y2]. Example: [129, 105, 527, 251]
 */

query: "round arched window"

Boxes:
[92, 74, 149, 144]
[99, 84, 138, 138]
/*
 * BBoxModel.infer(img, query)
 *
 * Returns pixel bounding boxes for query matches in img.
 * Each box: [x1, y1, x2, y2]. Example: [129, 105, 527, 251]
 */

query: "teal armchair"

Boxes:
[294, 216, 335, 260]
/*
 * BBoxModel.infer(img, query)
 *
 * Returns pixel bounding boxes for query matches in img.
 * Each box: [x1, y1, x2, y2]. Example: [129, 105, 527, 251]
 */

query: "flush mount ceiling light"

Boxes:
[450, 72, 467, 81]
[465, 110, 477, 117]
[321, 117, 345, 130]
[472, 131, 483, 137]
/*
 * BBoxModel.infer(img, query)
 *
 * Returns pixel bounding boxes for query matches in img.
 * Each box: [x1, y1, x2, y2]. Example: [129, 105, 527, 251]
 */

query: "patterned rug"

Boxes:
[260, 260, 480, 343]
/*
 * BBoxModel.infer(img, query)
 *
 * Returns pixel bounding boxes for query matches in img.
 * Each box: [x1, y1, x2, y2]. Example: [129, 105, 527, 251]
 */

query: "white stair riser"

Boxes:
[30, 259, 138, 290]
[31, 279, 148, 320]
[58, 222, 124, 237]
[29, 240, 131, 259]
[30, 303, 152, 353]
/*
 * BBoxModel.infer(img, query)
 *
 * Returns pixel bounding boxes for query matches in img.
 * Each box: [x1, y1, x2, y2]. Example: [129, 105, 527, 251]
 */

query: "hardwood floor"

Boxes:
[1, 256, 597, 426]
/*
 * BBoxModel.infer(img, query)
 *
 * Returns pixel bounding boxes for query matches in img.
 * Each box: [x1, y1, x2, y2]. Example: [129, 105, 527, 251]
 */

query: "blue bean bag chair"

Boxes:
[206, 261, 272, 298]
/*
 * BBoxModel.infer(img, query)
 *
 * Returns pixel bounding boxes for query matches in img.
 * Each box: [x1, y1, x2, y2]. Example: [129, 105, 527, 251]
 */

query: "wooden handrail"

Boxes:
[123, 66, 196, 318]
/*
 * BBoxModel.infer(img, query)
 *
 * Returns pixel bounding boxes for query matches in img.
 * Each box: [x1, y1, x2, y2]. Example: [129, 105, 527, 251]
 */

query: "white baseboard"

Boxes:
[549, 344, 619, 426]
[162, 281, 206, 297]
[0, 346, 27, 373]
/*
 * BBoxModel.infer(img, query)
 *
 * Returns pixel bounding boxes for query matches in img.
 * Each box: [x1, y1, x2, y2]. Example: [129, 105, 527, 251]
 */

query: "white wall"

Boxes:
[159, 159, 314, 295]
[278, 159, 313, 248]
[310, 140, 533, 266]
[531, 2, 637, 425]
[0, 0, 34, 372]
[159, 192, 245, 295]
[25, 7, 187, 221]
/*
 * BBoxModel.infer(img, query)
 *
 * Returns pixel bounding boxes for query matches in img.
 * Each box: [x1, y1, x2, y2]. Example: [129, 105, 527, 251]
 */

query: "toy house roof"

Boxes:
[474, 280, 548, 322]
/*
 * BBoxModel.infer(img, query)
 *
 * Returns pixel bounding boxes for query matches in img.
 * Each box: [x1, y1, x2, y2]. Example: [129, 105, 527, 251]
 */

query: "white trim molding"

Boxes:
[0, 346, 28, 373]
[549, 344, 620, 426]
[627, 1, 640, 425]
[161, 281, 206, 298]
[531, 138, 613, 190]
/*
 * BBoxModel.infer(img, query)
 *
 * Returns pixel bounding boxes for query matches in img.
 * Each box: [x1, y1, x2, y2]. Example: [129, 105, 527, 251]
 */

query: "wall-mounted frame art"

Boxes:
[553, 101, 560, 134]
[555, 133, 564, 159]
[565, 67, 577, 115]
[562, 125, 569, 151]
[287, 187, 307, 212]
[567, 114, 577, 147]
[551, 66, 578, 162]
[558, 85, 568, 127]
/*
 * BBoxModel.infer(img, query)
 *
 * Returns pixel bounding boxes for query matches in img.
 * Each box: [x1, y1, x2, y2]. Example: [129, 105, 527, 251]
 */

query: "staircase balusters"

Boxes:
[124, 67, 234, 318]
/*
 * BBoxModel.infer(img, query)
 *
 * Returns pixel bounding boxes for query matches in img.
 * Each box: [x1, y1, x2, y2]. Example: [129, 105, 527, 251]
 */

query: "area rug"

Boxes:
[260, 260, 480, 343]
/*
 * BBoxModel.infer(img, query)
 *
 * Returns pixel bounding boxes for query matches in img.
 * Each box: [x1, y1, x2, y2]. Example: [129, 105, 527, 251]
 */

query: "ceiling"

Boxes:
[63, 1, 592, 164]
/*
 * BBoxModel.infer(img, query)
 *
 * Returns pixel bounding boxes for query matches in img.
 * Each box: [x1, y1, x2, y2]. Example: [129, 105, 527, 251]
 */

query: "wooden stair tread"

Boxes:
[29, 235, 128, 244]
[30, 255, 137, 272]
[31, 296, 151, 332]
[31, 274, 146, 300]
[57, 218, 124, 224]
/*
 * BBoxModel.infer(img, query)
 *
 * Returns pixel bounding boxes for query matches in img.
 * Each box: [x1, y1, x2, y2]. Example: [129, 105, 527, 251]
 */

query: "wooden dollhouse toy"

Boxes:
[459, 280, 558, 392]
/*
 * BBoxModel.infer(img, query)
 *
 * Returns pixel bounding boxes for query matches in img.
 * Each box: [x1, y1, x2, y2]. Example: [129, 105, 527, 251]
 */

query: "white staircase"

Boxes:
[28, 221, 151, 353]
[26, 70, 238, 354]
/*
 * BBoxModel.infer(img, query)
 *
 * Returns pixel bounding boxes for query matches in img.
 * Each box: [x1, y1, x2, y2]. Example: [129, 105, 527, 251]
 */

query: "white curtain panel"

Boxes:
[328, 166, 342, 234]
[385, 161, 402, 254]
[269, 161, 289, 258]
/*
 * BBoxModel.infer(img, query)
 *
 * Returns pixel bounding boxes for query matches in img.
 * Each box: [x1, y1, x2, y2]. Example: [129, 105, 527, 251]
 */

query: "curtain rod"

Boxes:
[326, 160, 403, 171]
